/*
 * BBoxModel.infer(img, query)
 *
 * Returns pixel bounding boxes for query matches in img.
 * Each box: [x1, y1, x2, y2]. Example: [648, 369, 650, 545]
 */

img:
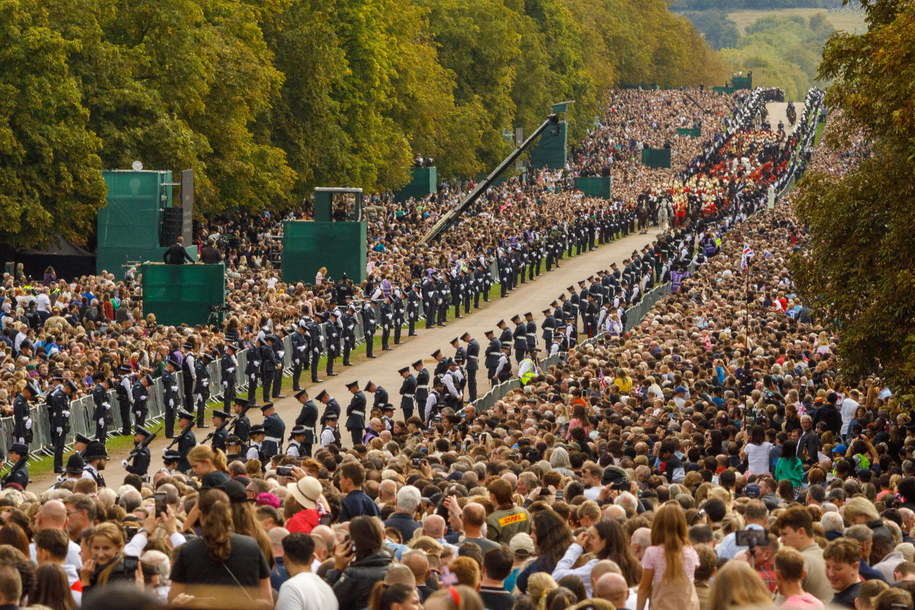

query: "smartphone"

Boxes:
[276, 466, 293, 476]
[154, 492, 167, 517]
[412, 458, 424, 467]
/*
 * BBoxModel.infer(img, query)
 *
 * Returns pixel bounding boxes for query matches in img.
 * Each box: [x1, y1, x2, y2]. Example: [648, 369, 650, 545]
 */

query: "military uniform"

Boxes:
[413, 362, 430, 422]
[176, 412, 197, 472]
[162, 359, 181, 437]
[290, 326, 310, 390]
[345, 383, 367, 446]
[361, 303, 377, 358]
[90, 380, 110, 441]
[484, 332, 502, 385]
[294, 390, 318, 457]
[464, 336, 480, 402]
[2, 444, 30, 490]
[261, 405, 286, 459]
[116, 365, 133, 435]
[398, 368, 417, 421]
[194, 353, 212, 426]
[132, 375, 152, 428]
[221, 344, 239, 411]
[124, 427, 152, 478]
[47, 384, 73, 472]
[245, 341, 262, 403]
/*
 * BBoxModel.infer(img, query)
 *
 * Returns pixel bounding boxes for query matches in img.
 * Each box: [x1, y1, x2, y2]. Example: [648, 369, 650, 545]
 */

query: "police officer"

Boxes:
[90, 375, 111, 442]
[398, 367, 417, 421]
[493, 344, 513, 383]
[195, 351, 214, 427]
[511, 315, 527, 364]
[518, 348, 541, 386]
[221, 342, 239, 411]
[225, 436, 243, 462]
[72, 433, 91, 459]
[412, 360, 430, 423]
[320, 414, 341, 449]
[83, 441, 109, 488]
[246, 424, 266, 462]
[116, 364, 134, 435]
[210, 409, 231, 452]
[441, 359, 463, 408]
[13, 380, 39, 446]
[2, 443, 30, 490]
[163, 356, 181, 438]
[122, 426, 152, 478]
[231, 397, 251, 444]
[361, 300, 377, 358]
[344, 381, 366, 446]
[287, 426, 307, 458]
[293, 389, 318, 457]
[176, 410, 197, 472]
[290, 324, 310, 390]
[132, 374, 153, 428]
[363, 380, 388, 411]
[261, 402, 286, 459]
[424, 377, 445, 422]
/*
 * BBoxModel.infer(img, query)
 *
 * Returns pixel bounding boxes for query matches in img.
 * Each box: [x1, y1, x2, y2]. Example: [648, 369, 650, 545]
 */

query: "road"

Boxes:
[766, 102, 800, 135]
[32, 227, 659, 488]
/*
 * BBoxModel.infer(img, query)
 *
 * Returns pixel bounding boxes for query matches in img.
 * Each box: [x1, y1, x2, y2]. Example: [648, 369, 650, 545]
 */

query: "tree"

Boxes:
[792, 0, 915, 391]
[0, 0, 106, 249]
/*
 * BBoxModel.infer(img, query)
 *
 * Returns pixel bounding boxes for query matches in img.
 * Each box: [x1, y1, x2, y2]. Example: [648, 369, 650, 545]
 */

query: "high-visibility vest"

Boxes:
[519, 358, 536, 385]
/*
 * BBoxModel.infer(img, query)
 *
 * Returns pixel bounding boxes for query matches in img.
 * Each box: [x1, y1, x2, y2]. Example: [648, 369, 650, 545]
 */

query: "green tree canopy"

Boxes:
[793, 0, 915, 390]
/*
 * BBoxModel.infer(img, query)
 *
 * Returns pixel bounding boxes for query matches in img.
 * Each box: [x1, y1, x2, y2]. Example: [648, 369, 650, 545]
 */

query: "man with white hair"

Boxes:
[821, 511, 845, 541]
[615, 491, 638, 516]
[603, 504, 627, 522]
[141, 549, 172, 602]
[630, 527, 652, 561]
[595, 572, 631, 609]
[384, 485, 421, 542]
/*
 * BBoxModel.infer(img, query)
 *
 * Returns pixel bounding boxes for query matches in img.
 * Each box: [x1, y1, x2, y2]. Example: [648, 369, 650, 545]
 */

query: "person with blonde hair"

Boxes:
[637, 502, 699, 610]
[528, 572, 559, 608]
[708, 558, 776, 608]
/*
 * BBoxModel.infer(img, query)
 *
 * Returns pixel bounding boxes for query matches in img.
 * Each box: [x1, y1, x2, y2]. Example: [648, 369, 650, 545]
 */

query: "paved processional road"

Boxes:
[31, 227, 660, 488]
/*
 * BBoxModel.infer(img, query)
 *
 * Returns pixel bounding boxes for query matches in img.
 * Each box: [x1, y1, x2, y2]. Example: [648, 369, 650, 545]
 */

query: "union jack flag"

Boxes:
[741, 243, 755, 270]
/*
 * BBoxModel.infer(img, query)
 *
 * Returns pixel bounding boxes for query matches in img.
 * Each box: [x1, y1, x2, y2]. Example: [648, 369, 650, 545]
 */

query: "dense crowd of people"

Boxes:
[3, 88, 908, 610]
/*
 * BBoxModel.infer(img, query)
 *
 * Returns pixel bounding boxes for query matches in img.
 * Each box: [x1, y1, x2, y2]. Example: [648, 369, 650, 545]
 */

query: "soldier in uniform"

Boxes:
[210, 409, 231, 452]
[132, 374, 153, 428]
[260, 336, 279, 404]
[246, 338, 263, 405]
[363, 380, 388, 411]
[246, 424, 266, 462]
[48, 378, 77, 472]
[449, 337, 467, 365]
[511, 315, 527, 364]
[324, 311, 340, 376]
[497, 319, 512, 348]
[583, 294, 599, 338]
[90, 375, 111, 442]
[181, 342, 197, 417]
[221, 342, 239, 411]
[286, 426, 307, 458]
[341, 305, 357, 366]
[463, 332, 481, 402]
[316, 389, 341, 423]
[176, 410, 197, 472]
[194, 351, 214, 427]
[379, 297, 393, 351]
[483, 329, 501, 386]
[83, 441, 109, 488]
[306, 315, 323, 383]
[225, 436, 243, 462]
[398, 366, 417, 421]
[421, 275, 436, 330]
[260, 402, 286, 459]
[407, 283, 421, 336]
[1, 443, 30, 490]
[72, 433, 91, 459]
[541, 308, 557, 346]
[524, 312, 537, 355]
[13, 380, 39, 446]
[116, 364, 134, 435]
[344, 381, 367, 446]
[163, 356, 181, 438]
[412, 360, 430, 423]
[361, 300, 377, 358]
[270, 328, 287, 400]
[320, 414, 341, 449]
[431, 349, 448, 378]
[231, 397, 251, 444]
[290, 324, 310, 390]
[293, 389, 318, 457]
[122, 426, 152, 478]
[392, 284, 405, 344]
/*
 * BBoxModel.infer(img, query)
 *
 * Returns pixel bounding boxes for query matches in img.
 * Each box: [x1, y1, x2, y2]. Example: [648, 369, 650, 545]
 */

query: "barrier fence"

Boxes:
[0, 228, 644, 465]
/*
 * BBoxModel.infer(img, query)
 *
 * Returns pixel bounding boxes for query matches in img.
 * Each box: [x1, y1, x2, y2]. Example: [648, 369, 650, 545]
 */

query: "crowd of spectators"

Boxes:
[4, 103, 915, 610]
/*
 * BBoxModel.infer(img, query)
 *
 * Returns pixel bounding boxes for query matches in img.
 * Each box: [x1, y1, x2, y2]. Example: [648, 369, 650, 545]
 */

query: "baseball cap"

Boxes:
[509, 533, 535, 557]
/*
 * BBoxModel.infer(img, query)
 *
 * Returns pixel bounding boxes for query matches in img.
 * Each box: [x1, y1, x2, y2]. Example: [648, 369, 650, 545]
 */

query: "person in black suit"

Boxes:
[163, 236, 195, 264]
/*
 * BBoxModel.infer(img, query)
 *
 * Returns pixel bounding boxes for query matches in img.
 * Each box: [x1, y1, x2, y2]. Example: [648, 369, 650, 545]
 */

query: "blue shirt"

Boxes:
[716, 523, 764, 560]
[339, 489, 380, 522]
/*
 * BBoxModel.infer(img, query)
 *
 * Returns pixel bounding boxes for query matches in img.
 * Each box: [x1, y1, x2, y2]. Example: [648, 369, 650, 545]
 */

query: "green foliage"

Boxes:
[670, 0, 843, 9]
[683, 11, 741, 49]
[793, 0, 915, 390]
[719, 14, 834, 98]
[0, 0, 106, 249]
[1, 0, 732, 247]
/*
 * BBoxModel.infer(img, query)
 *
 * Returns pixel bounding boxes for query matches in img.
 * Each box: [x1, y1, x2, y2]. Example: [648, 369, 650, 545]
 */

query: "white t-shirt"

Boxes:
[276, 571, 339, 610]
[840, 398, 859, 434]
[745, 442, 773, 475]
[36, 292, 51, 313]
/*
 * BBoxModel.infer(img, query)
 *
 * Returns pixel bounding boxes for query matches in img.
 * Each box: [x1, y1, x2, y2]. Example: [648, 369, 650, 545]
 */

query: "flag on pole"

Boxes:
[741, 243, 755, 270]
